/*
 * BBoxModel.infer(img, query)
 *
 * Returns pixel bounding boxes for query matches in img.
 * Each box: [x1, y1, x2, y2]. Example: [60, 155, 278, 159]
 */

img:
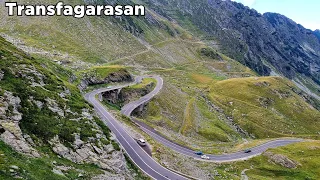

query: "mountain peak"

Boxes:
[314, 29, 320, 40]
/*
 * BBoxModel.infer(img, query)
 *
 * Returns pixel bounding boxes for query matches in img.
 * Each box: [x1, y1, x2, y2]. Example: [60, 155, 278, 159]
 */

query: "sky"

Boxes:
[232, 0, 320, 31]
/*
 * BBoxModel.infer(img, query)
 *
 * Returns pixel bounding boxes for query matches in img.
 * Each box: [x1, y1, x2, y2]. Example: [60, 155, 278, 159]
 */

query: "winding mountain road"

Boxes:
[85, 75, 303, 180]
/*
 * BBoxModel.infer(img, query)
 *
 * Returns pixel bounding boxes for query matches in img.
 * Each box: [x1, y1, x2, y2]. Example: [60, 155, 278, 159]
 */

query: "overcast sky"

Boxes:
[232, 0, 320, 30]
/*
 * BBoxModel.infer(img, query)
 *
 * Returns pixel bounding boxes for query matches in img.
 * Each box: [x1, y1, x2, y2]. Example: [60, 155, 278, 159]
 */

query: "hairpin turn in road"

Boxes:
[85, 75, 302, 180]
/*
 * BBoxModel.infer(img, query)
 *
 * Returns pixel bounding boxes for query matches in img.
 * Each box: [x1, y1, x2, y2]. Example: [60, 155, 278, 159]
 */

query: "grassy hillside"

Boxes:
[141, 69, 320, 152]
[0, 0, 147, 63]
[1, 0, 318, 147]
[0, 141, 102, 179]
[127, 78, 156, 89]
[216, 141, 320, 180]
[128, 43, 260, 151]
[0, 37, 149, 179]
[0, 0, 187, 65]
[0, 36, 98, 145]
[210, 77, 320, 138]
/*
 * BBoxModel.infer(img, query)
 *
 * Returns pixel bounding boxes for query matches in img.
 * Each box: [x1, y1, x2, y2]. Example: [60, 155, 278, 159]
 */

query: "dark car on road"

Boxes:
[244, 149, 252, 153]
[195, 151, 203, 155]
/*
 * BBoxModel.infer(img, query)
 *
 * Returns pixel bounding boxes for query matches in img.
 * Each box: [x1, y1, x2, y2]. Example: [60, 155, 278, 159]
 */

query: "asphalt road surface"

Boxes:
[85, 80, 188, 180]
[85, 76, 303, 179]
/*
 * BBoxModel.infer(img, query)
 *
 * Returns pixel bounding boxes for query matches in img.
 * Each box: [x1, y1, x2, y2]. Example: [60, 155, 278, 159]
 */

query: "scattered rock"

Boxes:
[23, 134, 36, 146]
[74, 134, 84, 149]
[104, 144, 115, 154]
[93, 145, 103, 155]
[272, 89, 291, 99]
[0, 71, 4, 81]
[92, 171, 127, 180]
[1, 131, 40, 157]
[264, 151, 300, 169]
[10, 165, 19, 170]
[258, 97, 274, 108]
[59, 88, 71, 99]
[52, 168, 65, 176]
[0, 91, 40, 157]
[45, 98, 65, 117]
[1, 33, 75, 64]
[18, 64, 46, 87]
[308, 145, 320, 150]
[56, 165, 73, 171]
[34, 100, 44, 109]
[201, 95, 249, 137]
[69, 74, 77, 83]
[82, 109, 93, 120]
[50, 135, 130, 174]
[255, 81, 270, 87]
[0, 91, 22, 121]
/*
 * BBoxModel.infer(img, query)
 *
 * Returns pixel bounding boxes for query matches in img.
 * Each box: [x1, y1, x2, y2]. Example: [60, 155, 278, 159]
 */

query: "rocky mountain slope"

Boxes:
[0, 37, 144, 179]
[314, 29, 320, 40]
[145, 0, 320, 92]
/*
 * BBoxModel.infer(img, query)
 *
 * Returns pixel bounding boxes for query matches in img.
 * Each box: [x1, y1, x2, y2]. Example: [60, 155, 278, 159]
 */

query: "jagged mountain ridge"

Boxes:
[145, 0, 320, 85]
[315, 29, 320, 40]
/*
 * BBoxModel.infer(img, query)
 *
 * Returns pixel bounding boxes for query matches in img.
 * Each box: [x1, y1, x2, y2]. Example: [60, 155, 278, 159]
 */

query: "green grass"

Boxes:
[86, 65, 126, 78]
[128, 78, 156, 89]
[139, 67, 320, 153]
[0, 0, 147, 63]
[0, 36, 113, 147]
[124, 154, 151, 180]
[77, 65, 128, 79]
[195, 97, 239, 142]
[103, 101, 122, 111]
[0, 0, 188, 64]
[210, 76, 320, 138]
[180, 98, 196, 135]
[216, 141, 320, 180]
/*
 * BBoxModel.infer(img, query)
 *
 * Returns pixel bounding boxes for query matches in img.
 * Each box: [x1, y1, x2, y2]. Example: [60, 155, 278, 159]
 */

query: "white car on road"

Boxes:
[137, 139, 147, 147]
[201, 155, 210, 160]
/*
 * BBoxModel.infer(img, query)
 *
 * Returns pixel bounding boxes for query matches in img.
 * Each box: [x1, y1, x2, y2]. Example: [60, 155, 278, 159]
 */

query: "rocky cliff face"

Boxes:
[0, 91, 40, 157]
[146, 0, 320, 85]
[102, 82, 155, 107]
[78, 69, 133, 91]
[263, 13, 320, 80]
